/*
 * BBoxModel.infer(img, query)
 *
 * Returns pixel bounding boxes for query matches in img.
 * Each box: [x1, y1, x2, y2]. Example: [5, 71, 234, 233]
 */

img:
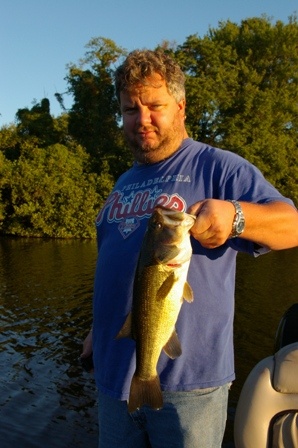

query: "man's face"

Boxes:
[120, 73, 187, 164]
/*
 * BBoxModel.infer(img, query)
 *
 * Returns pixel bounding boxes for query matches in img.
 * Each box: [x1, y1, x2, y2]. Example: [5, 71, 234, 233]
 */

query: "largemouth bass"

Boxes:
[116, 206, 196, 412]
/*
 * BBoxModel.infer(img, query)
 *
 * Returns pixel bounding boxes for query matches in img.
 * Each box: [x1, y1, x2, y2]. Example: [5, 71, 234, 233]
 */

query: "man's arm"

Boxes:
[188, 200, 298, 250]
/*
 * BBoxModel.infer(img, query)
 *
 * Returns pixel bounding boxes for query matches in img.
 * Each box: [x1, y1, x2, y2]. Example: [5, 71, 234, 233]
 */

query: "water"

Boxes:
[0, 237, 297, 447]
[0, 238, 98, 447]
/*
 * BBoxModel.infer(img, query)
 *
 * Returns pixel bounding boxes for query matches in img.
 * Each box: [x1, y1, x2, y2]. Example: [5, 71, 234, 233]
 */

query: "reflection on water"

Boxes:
[234, 248, 298, 387]
[0, 238, 98, 448]
[0, 237, 297, 447]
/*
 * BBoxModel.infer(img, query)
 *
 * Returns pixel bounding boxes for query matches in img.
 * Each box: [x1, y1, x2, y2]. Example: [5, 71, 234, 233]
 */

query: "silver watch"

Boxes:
[227, 200, 245, 238]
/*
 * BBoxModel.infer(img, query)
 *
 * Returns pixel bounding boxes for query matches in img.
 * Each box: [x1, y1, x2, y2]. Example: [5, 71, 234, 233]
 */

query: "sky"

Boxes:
[0, 0, 297, 126]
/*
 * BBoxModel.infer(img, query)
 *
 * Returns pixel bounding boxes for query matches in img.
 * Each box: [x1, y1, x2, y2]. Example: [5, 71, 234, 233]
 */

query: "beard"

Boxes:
[124, 115, 185, 164]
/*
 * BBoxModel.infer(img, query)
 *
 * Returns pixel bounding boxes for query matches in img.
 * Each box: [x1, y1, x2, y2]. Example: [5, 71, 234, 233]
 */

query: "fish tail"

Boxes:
[128, 374, 163, 413]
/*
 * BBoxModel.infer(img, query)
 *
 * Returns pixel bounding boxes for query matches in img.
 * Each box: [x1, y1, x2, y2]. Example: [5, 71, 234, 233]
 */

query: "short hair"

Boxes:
[114, 49, 185, 103]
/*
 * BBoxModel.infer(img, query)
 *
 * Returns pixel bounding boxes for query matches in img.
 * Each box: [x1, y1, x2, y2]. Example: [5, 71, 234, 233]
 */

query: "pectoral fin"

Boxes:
[115, 312, 132, 339]
[183, 282, 194, 303]
[163, 329, 182, 359]
[156, 272, 175, 300]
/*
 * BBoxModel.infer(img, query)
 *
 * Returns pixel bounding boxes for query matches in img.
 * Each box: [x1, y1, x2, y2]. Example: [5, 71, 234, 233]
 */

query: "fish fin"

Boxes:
[115, 312, 132, 339]
[128, 374, 163, 412]
[163, 329, 182, 359]
[183, 282, 194, 303]
[156, 272, 175, 300]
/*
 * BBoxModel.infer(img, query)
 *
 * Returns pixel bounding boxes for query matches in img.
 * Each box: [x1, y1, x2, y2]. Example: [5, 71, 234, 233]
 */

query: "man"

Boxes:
[82, 49, 298, 447]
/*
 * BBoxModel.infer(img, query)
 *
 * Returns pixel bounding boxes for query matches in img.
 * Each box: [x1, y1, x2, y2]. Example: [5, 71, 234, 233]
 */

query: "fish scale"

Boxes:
[135, 266, 183, 376]
[116, 206, 195, 412]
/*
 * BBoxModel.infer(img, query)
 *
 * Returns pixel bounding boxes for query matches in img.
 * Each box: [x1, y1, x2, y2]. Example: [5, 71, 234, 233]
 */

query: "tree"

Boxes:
[174, 15, 298, 202]
[0, 123, 24, 160]
[64, 37, 133, 178]
[1, 18, 297, 240]
[0, 151, 12, 228]
[16, 98, 60, 147]
[2, 143, 114, 238]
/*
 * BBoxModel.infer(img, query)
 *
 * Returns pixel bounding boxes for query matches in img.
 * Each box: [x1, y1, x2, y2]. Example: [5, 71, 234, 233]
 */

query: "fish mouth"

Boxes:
[166, 263, 182, 267]
[154, 206, 196, 228]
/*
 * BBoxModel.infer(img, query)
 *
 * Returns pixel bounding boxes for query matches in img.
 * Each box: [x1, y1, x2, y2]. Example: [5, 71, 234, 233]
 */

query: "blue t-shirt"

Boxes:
[92, 138, 293, 400]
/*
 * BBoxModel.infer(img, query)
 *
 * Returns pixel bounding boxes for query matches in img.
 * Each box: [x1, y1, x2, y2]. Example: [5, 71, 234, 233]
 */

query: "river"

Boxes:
[0, 237, 297, 447]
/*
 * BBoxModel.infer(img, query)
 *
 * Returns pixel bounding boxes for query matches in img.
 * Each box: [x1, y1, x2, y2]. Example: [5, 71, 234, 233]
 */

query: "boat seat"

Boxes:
[234, 342, 298, 447]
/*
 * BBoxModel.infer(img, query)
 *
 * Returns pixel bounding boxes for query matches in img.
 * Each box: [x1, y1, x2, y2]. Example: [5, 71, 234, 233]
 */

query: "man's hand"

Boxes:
[80, 329, 94, 373]
[188, 200, 298, 250]
[187, 199, 235, 248]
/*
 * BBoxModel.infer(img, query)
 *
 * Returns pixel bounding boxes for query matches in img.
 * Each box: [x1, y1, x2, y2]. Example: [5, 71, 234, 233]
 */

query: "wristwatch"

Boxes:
[227, 200, 245, 238]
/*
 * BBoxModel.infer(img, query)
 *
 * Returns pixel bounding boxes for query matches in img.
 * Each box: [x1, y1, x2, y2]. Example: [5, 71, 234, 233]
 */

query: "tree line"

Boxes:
[0, 15, 297, 238]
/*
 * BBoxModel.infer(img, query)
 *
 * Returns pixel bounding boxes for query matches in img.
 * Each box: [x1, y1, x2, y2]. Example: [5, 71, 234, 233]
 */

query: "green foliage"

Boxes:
[0, 123, 25, 160]
[0, 18, 297, 238]
[0, 151, 12, 226]
[16, 98, 61, 147]
[64, 37, 132, 177]
[1, 143, 113, 238]
[174, 15, 298, 203]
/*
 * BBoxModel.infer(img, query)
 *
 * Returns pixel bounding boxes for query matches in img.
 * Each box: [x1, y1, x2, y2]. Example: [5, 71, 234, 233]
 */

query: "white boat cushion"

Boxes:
[274, 344, 298, 393]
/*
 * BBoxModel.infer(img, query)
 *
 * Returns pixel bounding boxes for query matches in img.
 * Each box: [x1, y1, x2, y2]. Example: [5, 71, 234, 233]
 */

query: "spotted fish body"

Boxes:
[117, 206, 195, 412]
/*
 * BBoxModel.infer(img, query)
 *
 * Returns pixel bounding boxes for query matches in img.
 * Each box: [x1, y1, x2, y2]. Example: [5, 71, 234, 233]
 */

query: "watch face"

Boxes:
[236, 220, 245, 233]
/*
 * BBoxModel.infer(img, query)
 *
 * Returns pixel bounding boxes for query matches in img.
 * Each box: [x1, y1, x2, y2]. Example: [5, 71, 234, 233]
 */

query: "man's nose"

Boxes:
[136, 107, 151, 126]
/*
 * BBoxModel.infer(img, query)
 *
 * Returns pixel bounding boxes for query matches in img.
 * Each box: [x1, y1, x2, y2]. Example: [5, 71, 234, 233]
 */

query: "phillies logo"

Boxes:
[96, 187, 186, 238]
[118, 217, 140, 239]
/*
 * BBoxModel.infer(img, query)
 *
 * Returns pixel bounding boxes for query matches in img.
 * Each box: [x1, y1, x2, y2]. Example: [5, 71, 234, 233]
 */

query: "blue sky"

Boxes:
[1, 0, 296, 126]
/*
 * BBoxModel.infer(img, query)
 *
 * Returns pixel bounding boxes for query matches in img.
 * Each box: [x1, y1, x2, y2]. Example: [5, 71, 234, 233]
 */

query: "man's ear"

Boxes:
[177, 98, 186, 116]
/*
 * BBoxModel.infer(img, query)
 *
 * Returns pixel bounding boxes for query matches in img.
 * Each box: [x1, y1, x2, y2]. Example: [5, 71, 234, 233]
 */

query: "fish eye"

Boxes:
[151, 221, 162, 230]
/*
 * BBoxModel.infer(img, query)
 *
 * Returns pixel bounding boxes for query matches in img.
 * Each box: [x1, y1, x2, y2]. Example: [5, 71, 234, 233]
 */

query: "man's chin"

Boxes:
[130, 140, 159, 154]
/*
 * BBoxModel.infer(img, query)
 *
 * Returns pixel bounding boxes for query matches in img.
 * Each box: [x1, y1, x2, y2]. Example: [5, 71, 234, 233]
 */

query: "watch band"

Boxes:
[227, 200, 245, 238]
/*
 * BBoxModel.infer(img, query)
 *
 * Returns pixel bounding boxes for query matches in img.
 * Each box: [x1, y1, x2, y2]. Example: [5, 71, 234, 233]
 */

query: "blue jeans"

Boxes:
[97, 384, 230, 448]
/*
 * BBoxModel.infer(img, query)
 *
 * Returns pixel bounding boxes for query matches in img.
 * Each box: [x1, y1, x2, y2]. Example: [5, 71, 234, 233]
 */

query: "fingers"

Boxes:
[188, 200, 235, 248]
[187, 200, 204, 216]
